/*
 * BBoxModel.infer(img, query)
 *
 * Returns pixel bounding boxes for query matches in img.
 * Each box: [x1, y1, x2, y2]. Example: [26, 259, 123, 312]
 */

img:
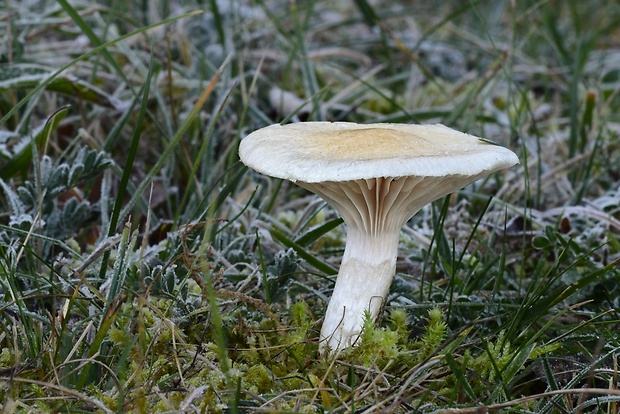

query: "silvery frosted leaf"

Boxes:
[46, 164, 69, 197]
[8, 213, 45, 231]
[9, 213, 33, 228]
[68, 162, 84, 186]
[39, 155, 54, 182]
[272, 248, 299, 277]
[16, 185, 36, 209]
[78, 148, 112, 181]
[61, 197, 91, 228]
[0, 179, 27, 215]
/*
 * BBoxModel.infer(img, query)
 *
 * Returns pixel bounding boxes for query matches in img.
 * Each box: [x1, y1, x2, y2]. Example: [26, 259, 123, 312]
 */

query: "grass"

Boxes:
[1, 0, 620, 412]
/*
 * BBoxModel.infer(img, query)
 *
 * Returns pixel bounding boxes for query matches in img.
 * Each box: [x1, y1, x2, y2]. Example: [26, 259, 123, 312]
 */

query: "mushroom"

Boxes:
[239, 122, 519, 353]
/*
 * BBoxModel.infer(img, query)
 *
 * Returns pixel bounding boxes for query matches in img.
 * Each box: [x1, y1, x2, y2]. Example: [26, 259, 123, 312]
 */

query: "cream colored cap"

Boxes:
[239, 122, 519, 183]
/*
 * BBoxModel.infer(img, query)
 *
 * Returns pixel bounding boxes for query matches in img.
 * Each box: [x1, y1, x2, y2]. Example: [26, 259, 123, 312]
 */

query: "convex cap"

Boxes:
[239, 122, 519, 183]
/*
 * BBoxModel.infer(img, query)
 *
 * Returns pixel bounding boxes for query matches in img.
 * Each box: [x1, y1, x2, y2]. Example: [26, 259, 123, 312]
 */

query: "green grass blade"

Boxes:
[294, 218, 344, 247]
[208, 0, 226, 48]
[107, 52, 154, 237]
[97, 50, 154, 280]
[270, 228, 337, 276]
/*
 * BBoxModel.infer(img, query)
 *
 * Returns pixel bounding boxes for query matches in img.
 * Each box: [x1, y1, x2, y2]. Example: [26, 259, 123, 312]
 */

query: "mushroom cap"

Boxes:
[239, 122, 519, 183]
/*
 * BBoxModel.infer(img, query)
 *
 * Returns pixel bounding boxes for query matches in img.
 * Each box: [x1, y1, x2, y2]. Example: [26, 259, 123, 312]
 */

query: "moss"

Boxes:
[289, 300, 312, 329]
[414, 307, 448, 364]
[0, 348, 14, 367]
[109, 325, 131, 347]
[388, 308, 410, 345]
[344, 311, 401, 366]
[244, 363, 274, 394]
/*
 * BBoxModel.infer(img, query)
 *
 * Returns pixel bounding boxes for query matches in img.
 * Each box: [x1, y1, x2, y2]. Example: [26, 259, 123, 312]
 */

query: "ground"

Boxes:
[0, 0, 619, 412]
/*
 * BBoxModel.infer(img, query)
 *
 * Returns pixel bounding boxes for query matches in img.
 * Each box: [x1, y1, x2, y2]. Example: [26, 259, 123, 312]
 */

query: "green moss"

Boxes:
[244, 363, 274, 394]
[109, 325, 131, 347]
[344, 311, 401, 366]
[414, 307, 448, 364]
[289, 300, 312, 329]
[388, 308, 410, 346]
[0, 348, 14, 367]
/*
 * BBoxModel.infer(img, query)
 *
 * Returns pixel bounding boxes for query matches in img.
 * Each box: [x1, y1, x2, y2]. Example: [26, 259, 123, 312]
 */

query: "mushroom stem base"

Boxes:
[320, 228, 400, 353]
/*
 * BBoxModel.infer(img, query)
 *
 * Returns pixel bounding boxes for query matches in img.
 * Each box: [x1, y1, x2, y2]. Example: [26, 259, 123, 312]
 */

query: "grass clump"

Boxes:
[0, 0, 620, 412]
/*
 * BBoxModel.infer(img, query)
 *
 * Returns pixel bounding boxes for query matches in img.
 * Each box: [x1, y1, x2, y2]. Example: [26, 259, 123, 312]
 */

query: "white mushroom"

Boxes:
[239, 122, 519, 353]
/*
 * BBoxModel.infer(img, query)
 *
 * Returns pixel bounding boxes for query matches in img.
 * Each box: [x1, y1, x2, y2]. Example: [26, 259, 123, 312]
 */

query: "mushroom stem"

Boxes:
[320, 226, 401, 352]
